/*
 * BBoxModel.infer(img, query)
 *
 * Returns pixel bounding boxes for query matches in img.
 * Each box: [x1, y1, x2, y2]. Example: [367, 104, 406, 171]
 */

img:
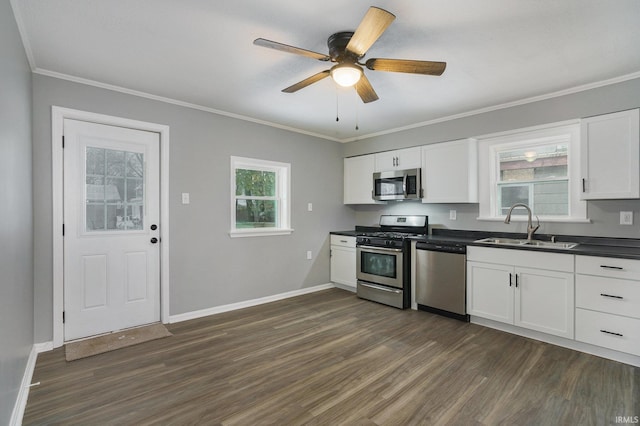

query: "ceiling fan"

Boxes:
[253, 6, 446, 103]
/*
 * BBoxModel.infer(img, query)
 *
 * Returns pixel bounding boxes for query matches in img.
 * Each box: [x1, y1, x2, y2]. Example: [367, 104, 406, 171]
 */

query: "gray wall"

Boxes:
[0, 0, 34, 422]
[343, 78, 640, 239]
[32, 75, 355, 343]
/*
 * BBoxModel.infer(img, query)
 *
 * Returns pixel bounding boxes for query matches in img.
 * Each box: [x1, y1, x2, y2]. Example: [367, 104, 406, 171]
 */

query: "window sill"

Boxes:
[476, 216, 592, 224]
[229, 228, 294, 238]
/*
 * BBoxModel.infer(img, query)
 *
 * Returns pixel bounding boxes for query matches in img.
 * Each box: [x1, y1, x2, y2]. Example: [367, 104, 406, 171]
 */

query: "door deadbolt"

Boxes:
[150, 224, 158, 230]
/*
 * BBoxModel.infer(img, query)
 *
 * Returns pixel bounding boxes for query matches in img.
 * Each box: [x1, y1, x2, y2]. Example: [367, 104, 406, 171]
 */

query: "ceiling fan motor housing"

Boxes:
[328, 31, 360, 63]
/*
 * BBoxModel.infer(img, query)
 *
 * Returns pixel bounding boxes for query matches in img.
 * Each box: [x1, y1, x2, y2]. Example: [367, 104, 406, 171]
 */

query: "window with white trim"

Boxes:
[230, 156, 292, 237]
[478, 123, 588, 222]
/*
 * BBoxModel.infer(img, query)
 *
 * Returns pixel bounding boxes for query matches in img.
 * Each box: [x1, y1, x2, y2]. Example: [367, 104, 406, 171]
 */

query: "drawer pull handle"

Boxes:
[600, 293, 623, 300]
[340, 240, 348, 243]
[600, 265, 623, 270]
[600, 329, 624, 337]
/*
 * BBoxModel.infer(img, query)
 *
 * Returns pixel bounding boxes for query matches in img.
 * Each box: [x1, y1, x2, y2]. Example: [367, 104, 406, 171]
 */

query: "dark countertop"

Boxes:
[331, 228, 640, 260]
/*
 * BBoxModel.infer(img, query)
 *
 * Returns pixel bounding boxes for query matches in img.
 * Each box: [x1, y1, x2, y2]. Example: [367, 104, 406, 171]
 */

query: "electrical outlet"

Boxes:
[620, 211, 633, 225]
[306, 250, 312, 260]
[449, 210, 457, 220]
[181, 193, 190, 204]
[307, 203, 313, 212]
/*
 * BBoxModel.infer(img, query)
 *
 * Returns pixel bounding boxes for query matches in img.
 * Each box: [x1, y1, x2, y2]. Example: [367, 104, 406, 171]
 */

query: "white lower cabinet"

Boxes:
[575, 255, 640, 356]
[330, 235, 356, 289]
[467, 247, 574, 339]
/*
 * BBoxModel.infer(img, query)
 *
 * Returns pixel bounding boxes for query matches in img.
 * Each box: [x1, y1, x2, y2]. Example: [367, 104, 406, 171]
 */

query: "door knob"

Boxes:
[150, 237, 158, 244]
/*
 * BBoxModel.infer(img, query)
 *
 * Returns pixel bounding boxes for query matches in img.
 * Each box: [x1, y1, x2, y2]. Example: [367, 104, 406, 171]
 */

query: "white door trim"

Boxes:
[52, 106, 170, 348]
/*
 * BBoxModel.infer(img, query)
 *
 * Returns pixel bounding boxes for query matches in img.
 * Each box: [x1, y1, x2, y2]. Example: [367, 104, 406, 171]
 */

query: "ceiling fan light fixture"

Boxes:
[331, 63, 363, 87]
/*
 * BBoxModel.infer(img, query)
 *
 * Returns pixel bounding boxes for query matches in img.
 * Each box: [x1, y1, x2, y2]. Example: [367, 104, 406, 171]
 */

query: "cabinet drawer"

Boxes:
[576, 255, 640, 280]
[576, 274, 640, 319]
[575, 308, 640, 356]
[330, 235, 356, 248]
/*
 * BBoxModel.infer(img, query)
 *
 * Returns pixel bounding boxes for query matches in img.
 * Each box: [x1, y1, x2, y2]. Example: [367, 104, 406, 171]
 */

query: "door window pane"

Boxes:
[86, 204, 106, 230]
[85, 147, 144, 231]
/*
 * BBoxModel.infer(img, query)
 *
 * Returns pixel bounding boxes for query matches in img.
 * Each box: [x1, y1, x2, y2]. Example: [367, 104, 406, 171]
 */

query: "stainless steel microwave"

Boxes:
[372, 168, 422, 201]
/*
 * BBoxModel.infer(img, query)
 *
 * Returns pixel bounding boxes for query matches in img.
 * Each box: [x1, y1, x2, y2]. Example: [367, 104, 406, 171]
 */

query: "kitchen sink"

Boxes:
[475, 238, 579, 250]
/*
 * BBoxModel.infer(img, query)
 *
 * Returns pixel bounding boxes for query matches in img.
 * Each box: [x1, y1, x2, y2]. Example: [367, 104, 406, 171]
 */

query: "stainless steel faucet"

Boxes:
[504, 203, 540, 241]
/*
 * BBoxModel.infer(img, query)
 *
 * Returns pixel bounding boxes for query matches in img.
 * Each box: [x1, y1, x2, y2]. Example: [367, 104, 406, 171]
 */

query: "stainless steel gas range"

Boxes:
[356, 215, 428, 309]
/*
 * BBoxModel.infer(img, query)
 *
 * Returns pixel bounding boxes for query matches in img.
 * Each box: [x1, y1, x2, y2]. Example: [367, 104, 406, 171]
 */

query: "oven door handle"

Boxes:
[358, 245, 404, 253]
[359, 282, 403, 294]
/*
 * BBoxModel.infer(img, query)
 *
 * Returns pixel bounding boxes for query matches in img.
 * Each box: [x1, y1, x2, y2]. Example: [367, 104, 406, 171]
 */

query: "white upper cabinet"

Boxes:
[580, 109, 640, 199]
[344, 154, 377, 204]
[374, 147, 421, 172]
[422, 138, 478, 203]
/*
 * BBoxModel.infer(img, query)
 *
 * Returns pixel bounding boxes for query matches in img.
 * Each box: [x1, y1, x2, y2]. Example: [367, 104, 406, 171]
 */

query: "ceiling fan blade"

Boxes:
[366, 58, 447, 75]
[254, 38, 330, 61]
[346, 7, 396, 57]
[355, 74, 379, 103]
[282, 70, 331, 93]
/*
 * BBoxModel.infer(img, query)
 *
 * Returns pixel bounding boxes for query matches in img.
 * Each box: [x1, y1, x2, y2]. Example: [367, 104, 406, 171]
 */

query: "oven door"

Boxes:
[356, 245, 404, 289]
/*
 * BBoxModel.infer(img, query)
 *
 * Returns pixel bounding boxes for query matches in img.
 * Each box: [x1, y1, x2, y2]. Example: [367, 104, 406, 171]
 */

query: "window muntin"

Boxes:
[230, 157, 292, 237]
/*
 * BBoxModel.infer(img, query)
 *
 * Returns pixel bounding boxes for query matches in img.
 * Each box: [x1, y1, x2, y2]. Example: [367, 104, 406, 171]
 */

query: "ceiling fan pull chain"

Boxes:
[336, 90, 340, 122]
[355, 97, 359, 130]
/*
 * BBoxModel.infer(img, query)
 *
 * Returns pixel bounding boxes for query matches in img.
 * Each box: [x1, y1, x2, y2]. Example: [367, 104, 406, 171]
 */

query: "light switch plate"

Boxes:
[181, 193, 190, 204]
[620, 211, 633, 225]
[449, 210, 457, 220]
[306, 250, 312, 260]
[308, 203, 313, 212]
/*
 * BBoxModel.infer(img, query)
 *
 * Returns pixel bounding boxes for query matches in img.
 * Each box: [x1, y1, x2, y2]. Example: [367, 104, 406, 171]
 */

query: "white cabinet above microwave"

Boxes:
[374, 147, 421, 172]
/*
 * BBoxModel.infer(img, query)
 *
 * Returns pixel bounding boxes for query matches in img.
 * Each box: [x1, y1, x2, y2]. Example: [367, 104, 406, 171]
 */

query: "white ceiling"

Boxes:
[12, 0, 640, 142]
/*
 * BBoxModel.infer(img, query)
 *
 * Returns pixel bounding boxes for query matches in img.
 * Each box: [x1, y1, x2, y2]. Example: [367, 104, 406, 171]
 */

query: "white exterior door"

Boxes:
[63, 119, 160, 341]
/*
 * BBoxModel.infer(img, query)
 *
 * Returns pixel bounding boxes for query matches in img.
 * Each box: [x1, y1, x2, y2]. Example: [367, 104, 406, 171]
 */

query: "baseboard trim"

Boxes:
[10, 345, 38, 426]
[470, 316, 640, 367]
[169, 283, 336, 323]
[34, 341, 54, 353]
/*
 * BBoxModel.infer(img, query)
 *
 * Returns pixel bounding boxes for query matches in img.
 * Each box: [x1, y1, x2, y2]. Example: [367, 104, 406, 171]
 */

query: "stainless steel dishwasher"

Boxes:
[415, 240, 469, 322]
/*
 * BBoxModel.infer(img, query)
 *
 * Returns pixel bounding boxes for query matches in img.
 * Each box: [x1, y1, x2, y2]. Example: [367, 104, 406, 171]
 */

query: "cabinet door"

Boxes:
[422, 139, 478, 203]
[396, 147, 422, 169]
[330, 246, 356, 289]
[467, 261, 514, 324]
[581, 109, 640, 199]
[514, 267, 574, 338]
[374, 147, 421, 171]
[344, 155, 376, 204]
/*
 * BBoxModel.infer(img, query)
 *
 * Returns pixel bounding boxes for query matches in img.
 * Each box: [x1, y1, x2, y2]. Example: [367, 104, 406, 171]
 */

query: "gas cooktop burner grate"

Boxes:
[360, 231, 425, 239]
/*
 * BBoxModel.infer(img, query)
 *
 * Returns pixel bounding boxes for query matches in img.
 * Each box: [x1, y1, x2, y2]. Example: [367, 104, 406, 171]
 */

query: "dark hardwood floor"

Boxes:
[24, 288, 639, 425]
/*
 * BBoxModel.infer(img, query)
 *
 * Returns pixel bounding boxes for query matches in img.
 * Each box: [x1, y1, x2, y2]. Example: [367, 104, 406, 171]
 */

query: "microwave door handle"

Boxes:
[403, 173, 408, 197]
